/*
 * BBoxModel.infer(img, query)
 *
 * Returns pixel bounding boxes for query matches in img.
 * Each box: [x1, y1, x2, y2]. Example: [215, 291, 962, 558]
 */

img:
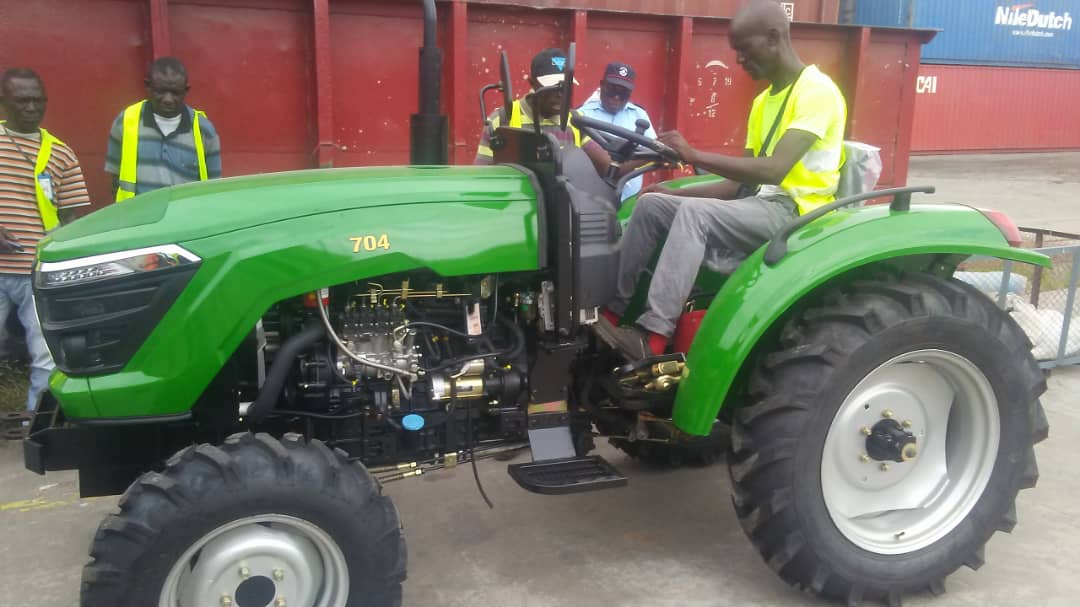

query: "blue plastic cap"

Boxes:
[402, 414, 425, 431]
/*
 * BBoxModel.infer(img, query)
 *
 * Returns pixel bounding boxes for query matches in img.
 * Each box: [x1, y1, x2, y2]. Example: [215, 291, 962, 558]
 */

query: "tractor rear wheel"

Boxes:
[81, 432, 406, 607]
[728, 273, 1048, 606]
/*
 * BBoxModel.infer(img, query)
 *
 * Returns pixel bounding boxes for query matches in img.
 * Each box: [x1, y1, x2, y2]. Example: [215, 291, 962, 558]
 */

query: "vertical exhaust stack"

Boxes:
[411, 0, 449, 165]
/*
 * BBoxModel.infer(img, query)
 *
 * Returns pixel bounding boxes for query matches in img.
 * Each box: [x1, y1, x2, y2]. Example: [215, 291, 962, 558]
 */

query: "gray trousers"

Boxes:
[610, 192, 798, 337]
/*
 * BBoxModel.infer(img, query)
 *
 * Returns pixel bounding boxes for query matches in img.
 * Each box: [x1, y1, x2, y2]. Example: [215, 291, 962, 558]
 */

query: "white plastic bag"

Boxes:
[1006, 292, 1080, 360]
[836, 141, 883, 201]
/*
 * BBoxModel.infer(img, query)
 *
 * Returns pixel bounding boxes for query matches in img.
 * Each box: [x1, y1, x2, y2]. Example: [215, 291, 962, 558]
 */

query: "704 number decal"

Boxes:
[350, 234, 391, 253]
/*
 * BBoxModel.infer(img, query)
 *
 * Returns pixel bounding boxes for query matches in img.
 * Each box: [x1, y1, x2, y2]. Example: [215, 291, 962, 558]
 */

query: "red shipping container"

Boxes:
[912, 64, 1080, 153]
[0, 0, 924, 210]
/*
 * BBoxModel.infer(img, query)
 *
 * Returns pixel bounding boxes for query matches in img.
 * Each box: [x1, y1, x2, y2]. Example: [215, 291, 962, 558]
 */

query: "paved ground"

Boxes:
[2, 366, 1078, 607]
[2, 152, 1079, 606]
[908, 152, 1080, 234]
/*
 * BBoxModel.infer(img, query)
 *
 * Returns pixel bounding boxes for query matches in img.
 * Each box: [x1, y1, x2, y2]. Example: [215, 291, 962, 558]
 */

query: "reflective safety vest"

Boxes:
[506, 100, 583, 147]
[115, 101, 209, 202]
[0, 120, 62, 231]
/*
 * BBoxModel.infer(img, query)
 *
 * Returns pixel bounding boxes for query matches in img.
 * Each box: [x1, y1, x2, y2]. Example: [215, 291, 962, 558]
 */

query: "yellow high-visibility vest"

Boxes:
[0, 120, 62, 231]
[115, 101, 209, 202]
[507, 100, 583, 147]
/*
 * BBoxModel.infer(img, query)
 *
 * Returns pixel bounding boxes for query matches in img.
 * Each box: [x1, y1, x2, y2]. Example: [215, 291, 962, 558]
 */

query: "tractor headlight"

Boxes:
[36, 245, 201, 288]
[33, 245, 202, 376]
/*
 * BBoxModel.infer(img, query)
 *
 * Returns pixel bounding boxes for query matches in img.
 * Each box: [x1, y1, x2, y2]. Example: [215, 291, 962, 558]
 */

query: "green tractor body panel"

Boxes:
[41, 166, 538, 261]
[672, 203, 1050, 436]
[41, 166, 542, 419]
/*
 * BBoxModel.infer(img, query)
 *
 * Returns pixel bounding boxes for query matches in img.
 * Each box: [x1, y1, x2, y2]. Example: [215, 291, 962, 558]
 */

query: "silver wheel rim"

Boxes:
[821, 350, 999, 555]
[159, 514, 349, 607]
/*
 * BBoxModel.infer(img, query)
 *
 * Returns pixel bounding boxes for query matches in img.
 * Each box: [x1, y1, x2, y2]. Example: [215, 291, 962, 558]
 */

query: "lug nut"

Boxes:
[273, 569, 285, 581]
[221, 597, 234, 607]
[902, 419, 913, 428]
[239, 567, 250, 579]
[880, 463, 890, 471]
[882, 409, 894, 418]
[275, 599, 287, 607]
[859, 453, 871, 463]
[860, 426, 872, 436]
[902, 444, 918, 461]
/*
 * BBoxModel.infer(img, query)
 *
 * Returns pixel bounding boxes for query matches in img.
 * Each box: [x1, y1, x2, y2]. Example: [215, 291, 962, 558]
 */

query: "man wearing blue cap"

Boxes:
[577, 62, 657, 201]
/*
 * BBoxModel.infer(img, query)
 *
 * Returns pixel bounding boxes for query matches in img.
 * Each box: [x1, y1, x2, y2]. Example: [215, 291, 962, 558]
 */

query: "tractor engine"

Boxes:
[281, 278, 531, 466]
[337, 304, 421, 380]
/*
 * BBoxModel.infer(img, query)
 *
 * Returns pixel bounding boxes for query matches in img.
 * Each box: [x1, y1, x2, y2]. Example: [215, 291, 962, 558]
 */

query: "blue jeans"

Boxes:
[0, 275, 55, 411]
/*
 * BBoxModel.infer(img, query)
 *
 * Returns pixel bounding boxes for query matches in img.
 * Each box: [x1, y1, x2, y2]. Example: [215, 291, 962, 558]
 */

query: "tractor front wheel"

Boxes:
[728, 273, 1048, 605]
[81, 432, 406, 607]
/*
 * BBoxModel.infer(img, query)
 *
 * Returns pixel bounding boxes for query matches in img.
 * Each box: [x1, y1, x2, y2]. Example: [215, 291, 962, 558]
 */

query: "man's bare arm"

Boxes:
[661, 129, 818, 186]
[583, 140, 614, 178]
[643, 149, 751, 199]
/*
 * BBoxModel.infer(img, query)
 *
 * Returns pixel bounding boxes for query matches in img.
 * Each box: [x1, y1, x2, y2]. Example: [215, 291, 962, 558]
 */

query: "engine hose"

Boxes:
[327, 342, 351, 384]
[424, 314, 525, 373]
[248, 322, 326, 423]
[502, 314, 526, 362]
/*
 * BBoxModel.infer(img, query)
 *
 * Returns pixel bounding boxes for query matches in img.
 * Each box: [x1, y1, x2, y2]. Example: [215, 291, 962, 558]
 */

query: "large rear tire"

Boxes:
[728, 273, 1048, 606]
[81, 432, 406, 607]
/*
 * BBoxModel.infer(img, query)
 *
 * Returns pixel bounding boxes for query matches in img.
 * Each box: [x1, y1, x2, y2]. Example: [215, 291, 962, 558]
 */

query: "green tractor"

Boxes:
[24, 4, 1048, 606]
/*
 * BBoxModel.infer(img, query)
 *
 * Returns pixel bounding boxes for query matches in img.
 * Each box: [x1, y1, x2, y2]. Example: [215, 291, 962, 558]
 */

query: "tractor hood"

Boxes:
[39, 165, 538, 261]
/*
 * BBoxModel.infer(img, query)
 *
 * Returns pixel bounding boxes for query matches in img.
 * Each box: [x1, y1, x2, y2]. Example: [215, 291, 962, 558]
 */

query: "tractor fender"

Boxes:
[671, 203, 1049, 436]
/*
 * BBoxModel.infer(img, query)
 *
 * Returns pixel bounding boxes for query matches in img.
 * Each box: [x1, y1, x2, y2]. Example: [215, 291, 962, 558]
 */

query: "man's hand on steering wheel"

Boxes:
[656, 131, 697, 165]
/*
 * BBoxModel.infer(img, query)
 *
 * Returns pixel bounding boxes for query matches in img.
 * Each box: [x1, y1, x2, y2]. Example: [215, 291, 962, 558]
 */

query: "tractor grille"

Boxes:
[34, 265, 198, 376]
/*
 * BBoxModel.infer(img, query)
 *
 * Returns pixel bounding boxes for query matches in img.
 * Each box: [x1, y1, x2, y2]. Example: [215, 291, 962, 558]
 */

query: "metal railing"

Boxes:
[957, 227, 1080, 369]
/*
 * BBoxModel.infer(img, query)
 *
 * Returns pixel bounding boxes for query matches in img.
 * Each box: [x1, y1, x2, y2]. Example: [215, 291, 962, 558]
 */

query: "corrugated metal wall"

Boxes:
[852, 0, 1080, 69]
[468, 0, 842, 22]
[0, 0, 929, 207]
[912, 64, 1080, 153]
[851, 1, 1080, 153]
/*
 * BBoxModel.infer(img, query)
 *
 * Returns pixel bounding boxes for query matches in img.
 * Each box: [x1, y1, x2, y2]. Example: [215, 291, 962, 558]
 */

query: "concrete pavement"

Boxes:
[908, 152, 1080, 234]
[2, 365, 1078, 607]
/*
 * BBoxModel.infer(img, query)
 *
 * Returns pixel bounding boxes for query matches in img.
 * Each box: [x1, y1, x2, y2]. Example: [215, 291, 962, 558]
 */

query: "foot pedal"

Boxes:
[508, 456, 628, 495]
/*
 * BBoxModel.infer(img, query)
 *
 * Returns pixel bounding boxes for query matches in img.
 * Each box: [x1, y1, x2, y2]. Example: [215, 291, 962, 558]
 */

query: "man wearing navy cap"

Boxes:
[577, 62, 657, 201]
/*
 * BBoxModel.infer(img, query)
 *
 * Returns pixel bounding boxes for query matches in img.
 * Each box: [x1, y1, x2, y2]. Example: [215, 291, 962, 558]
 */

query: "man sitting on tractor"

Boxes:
[598, 0, 848, 359]
[475, 47, 614, 177]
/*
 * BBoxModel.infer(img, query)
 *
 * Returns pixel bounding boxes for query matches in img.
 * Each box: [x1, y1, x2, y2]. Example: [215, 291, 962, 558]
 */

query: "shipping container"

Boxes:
[912, 64, 1080, 152]
[849, 0, 1080, 69]
[470, 0, 843, 23]
[0, 0, 928, 209]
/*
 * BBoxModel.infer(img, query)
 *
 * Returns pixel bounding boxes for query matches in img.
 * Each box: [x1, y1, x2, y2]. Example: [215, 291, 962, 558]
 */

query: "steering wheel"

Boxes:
[574, 113, 682, 167]
[571, 113, 683, 164]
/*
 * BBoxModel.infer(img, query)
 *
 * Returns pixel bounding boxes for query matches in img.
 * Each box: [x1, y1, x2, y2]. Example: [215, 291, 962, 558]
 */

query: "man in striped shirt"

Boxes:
[1, 68, 91, 410]
[105, 57, 221, 201]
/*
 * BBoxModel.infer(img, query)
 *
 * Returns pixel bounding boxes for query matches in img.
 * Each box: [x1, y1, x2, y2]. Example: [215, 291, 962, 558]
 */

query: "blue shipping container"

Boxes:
[852, 0, 1080, 68]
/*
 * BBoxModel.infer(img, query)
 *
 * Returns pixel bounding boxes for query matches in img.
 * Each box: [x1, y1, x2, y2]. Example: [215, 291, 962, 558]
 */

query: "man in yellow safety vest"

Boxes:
[106, 57, 221, 202]
[0, 67, 91, 411]
[475, 48, 615, 178]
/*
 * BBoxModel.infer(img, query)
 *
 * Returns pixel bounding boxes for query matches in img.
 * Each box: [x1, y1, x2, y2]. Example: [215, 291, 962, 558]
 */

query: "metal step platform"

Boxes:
[508, 455, 627, 495]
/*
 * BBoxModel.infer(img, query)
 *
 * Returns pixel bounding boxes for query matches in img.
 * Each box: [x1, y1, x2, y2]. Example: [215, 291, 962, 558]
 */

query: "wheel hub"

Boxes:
[865, 418, 918, 463]
[235, 576, 276, 607]
[820, 350, 1000, 555]
[160, 515, 350, 607]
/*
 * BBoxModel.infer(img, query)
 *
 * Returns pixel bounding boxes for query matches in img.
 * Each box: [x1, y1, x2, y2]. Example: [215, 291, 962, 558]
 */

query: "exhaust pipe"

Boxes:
[410, 0, 449, 165]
